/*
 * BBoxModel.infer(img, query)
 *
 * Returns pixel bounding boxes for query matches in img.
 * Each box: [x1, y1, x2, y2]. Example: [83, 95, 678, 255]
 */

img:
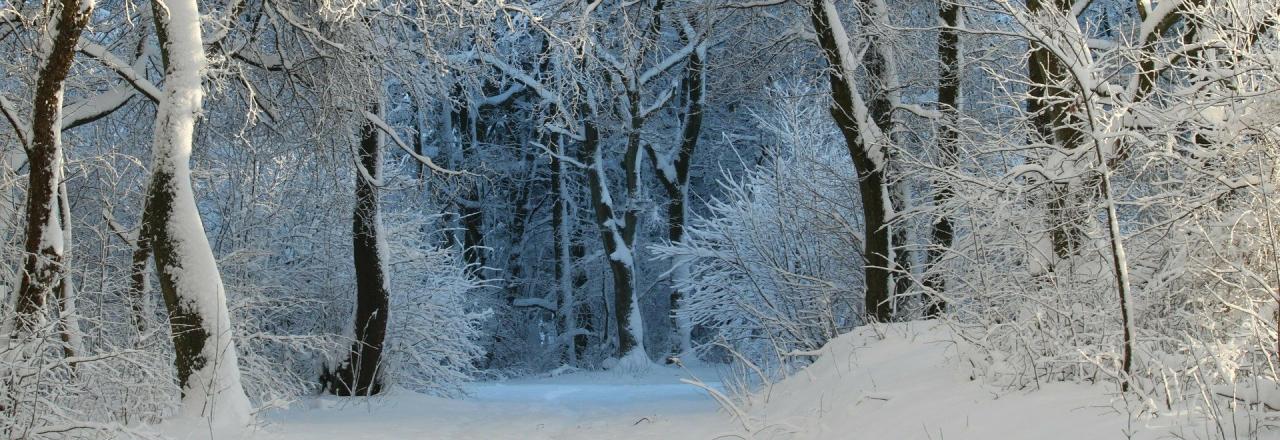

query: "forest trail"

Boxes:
[251, 364, 735, 440]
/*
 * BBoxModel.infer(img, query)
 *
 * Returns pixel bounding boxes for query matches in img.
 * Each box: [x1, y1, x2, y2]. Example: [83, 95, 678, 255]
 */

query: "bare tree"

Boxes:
[922, 0, 960, 318]
[647, 36, 708, 356]
[143, 0, 251, 422]
[808, 0, 895, 322]
[13, 0, 93, 339]
[328, 107, 391, 396]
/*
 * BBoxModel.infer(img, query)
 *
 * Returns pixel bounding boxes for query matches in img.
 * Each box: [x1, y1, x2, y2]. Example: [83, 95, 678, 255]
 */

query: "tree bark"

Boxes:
[551, 132, 578, 365]
[15, 0, 93, 337]
[584, 112, 642, 357]
[329, 107, 391, 396]
[146, 0, 252, 421]
[569, 136, 593, 358]
[128, 208, 153, 335]
[923, 0, 960, 318]
[809, 0, 894, 322]
[54, 182, 82, 358]
[453, 102, 487, 278]
[649, 44, 705, 355]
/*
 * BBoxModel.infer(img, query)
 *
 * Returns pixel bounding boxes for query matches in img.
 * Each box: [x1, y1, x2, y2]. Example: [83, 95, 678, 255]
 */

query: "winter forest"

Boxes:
[3, 0, 1280, 438]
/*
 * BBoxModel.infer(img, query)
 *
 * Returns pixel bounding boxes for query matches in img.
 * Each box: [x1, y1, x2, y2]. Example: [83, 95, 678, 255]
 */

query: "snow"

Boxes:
[233, 321, 1213, 439]
[249, 364, 733, 440]
[77, 41, 164, 102]
[818, 0, 886, 169]
[739, 322, 1184, 439]
[150, 0, 252, 429]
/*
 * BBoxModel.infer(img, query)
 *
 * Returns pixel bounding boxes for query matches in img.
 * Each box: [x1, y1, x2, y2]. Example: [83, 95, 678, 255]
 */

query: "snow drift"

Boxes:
[732, 322, 1208, 439]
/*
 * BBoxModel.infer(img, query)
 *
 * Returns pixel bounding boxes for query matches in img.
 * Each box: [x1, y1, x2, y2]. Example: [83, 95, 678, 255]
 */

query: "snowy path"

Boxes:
[250, 366, 735, 440]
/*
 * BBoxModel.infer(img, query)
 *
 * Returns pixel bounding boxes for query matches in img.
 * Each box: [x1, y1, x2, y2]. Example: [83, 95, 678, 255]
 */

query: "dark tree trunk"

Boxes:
[15, 0, 92, 337]
[1027, 0, 1088, 260]
[649, 44, 704, 355]
[809, 0, 893, 322]
[461, 200, 485, 277]
[454, 103, 487, 277]
[568, 146, 594, 359]
[413, 101, 426, 182]
[571, 238, 592, 357]
[128, 201, 154, 335]
[329, 108, 390, 396]
[617, 90, 645, 358]
[583, 109, 638, 356]
[923, 0, 960, 318]
[505, 151, 533, 305]
[552, 131, 570, 360]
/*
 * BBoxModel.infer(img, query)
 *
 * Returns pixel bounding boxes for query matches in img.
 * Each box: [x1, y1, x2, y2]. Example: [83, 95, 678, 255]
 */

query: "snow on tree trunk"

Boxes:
[15, 0, 92, 338]
[584, 114, 643, 359]
[809, 0, 894, 322]
[650, 43, 706, 356]
[329, 106, 391, 396]
[54, 182, 82, 358]
[145, 0, 251, 424]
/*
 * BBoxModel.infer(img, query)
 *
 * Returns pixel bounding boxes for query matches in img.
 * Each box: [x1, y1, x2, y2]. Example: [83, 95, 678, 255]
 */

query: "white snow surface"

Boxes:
[741, 322, 1187, 440]
[244, 322, 1203, 439]
[250, 364, 732, 440]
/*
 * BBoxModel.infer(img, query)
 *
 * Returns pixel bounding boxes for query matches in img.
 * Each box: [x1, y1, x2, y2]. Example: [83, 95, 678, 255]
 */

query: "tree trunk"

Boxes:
[573, 234, 591, 358]
[54, 182, 82, 358]
[454, 103, 487, 278]
[504, 147, 533, 305]
[584, 113, 641, 357]
[570, 212, 592, 359]
[650, 44, 705, 356]
[619, 90, 645, 358]
[809, 0, 894, 322]
[453, 101, 486, 276]
[15, 0, 92, 338]
[329, 107, 390, 397]
[923, 0, 960, 318]
[146, 0, 252, 422]
[128, 207, 153, 335]
[551, 132, 578, 365]
[890, 181, 912, 318]
[1027, 0, 1088, 260]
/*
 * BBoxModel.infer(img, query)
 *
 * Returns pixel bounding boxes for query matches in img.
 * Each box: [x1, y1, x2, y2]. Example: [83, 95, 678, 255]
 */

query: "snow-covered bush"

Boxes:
[378, 206, 486, 396]
[654, 82, 865, 374]
[926, 4, 1280, 432]
[0, 324, 174, 439]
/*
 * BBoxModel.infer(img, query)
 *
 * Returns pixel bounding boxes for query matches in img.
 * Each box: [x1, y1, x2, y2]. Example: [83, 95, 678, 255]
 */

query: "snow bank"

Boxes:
[737, 322, 1176, 439]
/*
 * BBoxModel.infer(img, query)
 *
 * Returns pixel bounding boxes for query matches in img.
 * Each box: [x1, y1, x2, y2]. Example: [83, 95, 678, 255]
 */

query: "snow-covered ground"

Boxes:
[736, 322, 1198, 439]
[238, 322, 1238, 440]
[248, 364, 734, 440]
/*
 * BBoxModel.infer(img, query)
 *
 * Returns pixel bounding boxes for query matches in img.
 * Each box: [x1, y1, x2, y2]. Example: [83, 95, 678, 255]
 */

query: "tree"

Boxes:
[327, 108, 391, 396]
[808, 0, 895, 322]
[143, 0, 252, 423]
[13, 0, 93, 339]
[922, 0, 960, 318]
[646, 37, 707, 356]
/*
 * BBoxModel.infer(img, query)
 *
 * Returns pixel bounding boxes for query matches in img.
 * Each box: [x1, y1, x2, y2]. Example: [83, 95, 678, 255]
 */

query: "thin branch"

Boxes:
[362, 110, 465, 176]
